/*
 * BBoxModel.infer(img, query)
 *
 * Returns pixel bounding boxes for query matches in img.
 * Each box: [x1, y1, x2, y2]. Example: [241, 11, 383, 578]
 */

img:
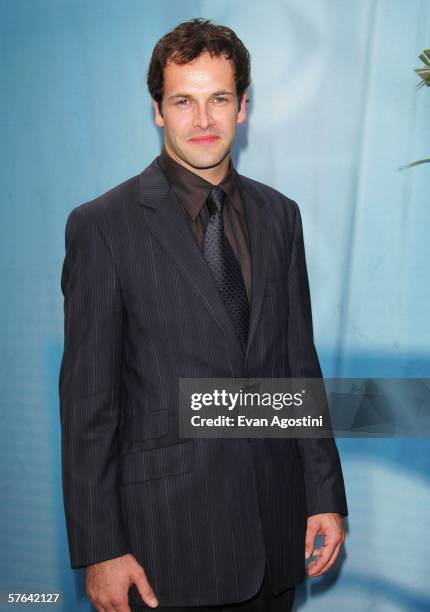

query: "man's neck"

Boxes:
[164, 144, 230, 185]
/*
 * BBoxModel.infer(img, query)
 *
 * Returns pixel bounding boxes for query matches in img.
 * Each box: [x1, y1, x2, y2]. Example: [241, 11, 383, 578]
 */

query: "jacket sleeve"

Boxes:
[287, 201, 348, 518]
[59, 206, 130, 568]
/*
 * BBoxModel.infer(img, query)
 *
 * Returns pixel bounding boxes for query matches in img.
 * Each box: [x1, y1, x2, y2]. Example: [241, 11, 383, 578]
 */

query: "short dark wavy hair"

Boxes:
[147, 18, 251, 108]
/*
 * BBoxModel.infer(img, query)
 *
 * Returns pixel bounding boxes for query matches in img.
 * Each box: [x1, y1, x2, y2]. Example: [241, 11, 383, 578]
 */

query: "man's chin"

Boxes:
[181, 151, 230, 171]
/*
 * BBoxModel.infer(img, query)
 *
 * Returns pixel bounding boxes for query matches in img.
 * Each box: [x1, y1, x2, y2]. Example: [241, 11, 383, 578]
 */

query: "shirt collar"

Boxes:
[157, 147, 241, 220]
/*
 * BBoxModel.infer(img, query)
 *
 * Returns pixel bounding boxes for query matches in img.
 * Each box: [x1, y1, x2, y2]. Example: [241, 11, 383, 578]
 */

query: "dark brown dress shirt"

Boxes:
[157, 148, 252, 302]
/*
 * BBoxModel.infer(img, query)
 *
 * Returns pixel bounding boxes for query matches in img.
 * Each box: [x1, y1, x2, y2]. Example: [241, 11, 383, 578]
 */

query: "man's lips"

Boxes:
[188, 135, 220, 145]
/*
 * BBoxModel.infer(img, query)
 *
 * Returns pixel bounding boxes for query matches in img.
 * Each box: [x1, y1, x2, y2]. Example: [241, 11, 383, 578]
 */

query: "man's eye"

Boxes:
[176, 99, 190, 106]
[214, 96, 226, 104]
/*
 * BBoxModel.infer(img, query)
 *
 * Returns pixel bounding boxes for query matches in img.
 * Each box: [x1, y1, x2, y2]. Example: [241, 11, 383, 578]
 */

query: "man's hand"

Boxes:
[305, 512, 345, 578]
[86, 553, 158, 611]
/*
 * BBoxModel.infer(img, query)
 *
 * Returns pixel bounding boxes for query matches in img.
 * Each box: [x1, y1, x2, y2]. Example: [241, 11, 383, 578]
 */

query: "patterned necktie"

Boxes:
[203, 187, 250, 348]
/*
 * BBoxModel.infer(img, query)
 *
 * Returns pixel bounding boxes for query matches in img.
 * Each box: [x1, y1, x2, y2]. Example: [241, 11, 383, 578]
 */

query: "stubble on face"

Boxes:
[154, 52, 246, 183]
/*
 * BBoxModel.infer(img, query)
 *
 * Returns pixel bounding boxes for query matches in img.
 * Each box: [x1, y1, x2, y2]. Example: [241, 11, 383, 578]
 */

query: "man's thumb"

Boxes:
[305, 524, 317, 559]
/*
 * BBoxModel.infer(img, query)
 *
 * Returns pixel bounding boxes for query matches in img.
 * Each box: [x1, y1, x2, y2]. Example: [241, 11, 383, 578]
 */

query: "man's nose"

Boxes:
[193, 103, 214, 129]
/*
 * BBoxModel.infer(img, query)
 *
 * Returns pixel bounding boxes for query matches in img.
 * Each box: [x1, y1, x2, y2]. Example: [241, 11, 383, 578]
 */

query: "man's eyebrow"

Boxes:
[211, 91, 235, 96]
[167, 94, 191, 100]
[167, 91, 235, 100]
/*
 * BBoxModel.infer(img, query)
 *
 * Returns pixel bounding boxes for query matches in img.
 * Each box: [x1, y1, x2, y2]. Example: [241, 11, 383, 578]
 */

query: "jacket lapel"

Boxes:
[234, 173, 272, 364]
[137, 160, 245, 361]
[136, 160, 272, 365]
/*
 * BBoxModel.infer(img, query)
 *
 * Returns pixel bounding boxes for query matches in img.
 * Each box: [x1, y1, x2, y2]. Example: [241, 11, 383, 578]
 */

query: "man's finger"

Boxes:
[134, 570, 158, 608]
[309, 540, 343, 577]
[307, 535, 342, 576]
[324, 537, 344, 570]
[307, 535, 337, 574]
[316, 529, 345, 575]
[305, 523, 318, 559]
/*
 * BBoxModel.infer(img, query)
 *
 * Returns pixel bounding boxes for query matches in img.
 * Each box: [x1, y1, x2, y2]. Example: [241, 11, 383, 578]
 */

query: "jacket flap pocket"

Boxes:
[121, 441, 195, 484]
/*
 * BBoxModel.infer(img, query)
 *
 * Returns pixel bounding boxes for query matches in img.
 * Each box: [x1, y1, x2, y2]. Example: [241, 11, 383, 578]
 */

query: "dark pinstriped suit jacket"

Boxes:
[59, 158, 347, 608]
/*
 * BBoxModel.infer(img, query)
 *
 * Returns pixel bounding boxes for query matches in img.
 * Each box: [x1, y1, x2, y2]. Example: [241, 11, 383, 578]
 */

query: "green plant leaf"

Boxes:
[399, 158, 430, 170]
[418, 49, 430, 66]
[415, 68, 430, 86]
[415, 50, 430, 86]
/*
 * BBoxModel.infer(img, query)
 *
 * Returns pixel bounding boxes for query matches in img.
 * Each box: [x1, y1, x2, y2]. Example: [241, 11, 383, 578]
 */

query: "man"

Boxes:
[60, 18, 347, 612]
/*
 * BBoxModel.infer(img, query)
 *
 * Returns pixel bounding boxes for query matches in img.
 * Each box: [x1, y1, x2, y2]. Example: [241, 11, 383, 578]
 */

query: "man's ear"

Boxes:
[237, 91, 247, 124]
[153, 100, 164, 128]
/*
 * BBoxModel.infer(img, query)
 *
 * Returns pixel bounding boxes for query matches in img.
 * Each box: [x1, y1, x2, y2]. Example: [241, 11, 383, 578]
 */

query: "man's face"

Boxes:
[153, 52, 247, 181]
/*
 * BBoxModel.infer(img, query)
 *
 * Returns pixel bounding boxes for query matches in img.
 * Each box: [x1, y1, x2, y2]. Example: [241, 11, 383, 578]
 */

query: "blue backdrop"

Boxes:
[1, 1, 429, 610]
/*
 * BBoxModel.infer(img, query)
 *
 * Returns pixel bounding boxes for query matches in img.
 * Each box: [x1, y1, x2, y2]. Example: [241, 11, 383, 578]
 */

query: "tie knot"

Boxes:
[207, 187, 225, 216]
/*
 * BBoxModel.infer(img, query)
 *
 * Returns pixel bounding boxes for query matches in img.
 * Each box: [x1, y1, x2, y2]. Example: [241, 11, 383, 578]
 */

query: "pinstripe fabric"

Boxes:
[59, 158, 347, 607]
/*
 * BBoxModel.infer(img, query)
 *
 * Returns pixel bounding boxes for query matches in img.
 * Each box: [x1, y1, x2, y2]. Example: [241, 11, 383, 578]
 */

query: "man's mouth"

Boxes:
[188, 135, 220, 145]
